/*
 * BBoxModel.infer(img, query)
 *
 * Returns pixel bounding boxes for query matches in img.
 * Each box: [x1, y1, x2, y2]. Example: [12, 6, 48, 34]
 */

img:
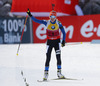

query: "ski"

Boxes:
[37, 77, 83, 82]
[52, 77, 84, 81]
[37, 80, 49, 82]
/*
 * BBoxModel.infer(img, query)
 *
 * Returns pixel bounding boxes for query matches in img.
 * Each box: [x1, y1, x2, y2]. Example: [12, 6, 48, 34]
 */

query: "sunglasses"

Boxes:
[50, 16, 56, 18]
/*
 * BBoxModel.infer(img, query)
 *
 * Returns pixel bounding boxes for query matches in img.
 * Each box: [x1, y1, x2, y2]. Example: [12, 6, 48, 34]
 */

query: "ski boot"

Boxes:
[57, 69, 65, 79]
[43, 70, 48, 81]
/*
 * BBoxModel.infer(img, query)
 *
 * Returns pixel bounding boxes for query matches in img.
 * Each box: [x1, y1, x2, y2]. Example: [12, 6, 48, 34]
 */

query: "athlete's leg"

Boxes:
[45, 45, 53, 68]
[54, 42, 61, 69]
[43, 44, 53, 80]
[54, 41, 65, 78]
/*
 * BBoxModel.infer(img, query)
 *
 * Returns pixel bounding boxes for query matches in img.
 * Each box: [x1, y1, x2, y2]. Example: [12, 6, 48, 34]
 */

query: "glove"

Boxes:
[61, 40, 65, 47]
[27, 9, 32, 17]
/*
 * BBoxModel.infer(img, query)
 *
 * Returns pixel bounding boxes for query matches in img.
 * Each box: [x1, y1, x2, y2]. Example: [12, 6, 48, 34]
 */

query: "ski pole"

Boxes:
[16, 15, 28, 56]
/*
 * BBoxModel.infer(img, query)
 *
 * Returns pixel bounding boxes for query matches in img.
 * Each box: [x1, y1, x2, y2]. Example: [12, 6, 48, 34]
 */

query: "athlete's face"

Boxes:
[50, 16, 56, 22]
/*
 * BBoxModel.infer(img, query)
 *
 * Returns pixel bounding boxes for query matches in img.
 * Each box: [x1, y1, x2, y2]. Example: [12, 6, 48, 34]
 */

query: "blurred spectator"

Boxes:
[79, 0, 100, 15]
[0, 1, 3, 8]
[79, 0, 90, 9]
[8, 0, 12, 4]
[0, 0, 14, 17]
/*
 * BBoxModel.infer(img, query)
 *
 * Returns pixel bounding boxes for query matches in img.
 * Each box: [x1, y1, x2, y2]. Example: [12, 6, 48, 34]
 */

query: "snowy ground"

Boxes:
[0, 43, 100, 86]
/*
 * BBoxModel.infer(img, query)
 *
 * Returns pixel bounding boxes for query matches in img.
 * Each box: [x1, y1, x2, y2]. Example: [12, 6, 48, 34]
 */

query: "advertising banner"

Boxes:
[11, 0, 78, 16]
[32, 14, 100, 43]
[0, 17, 32, 44]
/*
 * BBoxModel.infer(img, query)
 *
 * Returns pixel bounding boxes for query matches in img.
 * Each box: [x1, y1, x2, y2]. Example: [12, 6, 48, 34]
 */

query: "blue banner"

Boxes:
[0, 17, 32, 44]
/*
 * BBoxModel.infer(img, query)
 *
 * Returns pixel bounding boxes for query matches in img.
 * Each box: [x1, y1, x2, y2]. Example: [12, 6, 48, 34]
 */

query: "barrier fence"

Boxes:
[0, 14, 100, 44]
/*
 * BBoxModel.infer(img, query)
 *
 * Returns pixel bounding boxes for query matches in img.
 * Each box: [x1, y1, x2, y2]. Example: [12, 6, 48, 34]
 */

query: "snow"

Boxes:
[0, 43, 100, 86]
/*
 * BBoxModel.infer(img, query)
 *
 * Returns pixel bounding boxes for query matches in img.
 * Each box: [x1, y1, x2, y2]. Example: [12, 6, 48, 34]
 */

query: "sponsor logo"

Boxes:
[81, 20, 100, 38]
[35, 19, 100, 42]
[51, 26, 55, 29]
[36, 24, 46, 40]
[4, 33, 20, 43]
[64, 25, 74, 39]
[2, 19, 27, 43]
